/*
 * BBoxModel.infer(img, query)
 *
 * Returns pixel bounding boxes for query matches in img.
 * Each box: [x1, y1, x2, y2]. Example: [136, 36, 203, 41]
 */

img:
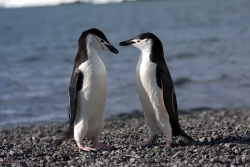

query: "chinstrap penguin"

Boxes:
[119, 33, 193, 147]
[55, 28, 118, 151]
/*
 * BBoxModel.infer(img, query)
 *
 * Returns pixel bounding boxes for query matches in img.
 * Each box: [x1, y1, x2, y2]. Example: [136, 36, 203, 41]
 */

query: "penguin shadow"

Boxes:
[124, 136, 198, 150]
[128, 133, 250, 149]
[158, 139, 197, 148]
[195, 134, 250, 147]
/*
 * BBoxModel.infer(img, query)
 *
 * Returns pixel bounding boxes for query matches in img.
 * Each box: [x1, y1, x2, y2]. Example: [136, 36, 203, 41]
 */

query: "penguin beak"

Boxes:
[105, 44, 119, 54]
[119, 40, 135, 46]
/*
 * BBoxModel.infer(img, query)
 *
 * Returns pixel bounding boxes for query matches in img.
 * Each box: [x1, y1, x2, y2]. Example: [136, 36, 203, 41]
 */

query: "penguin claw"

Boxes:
[77, 143, 97, 151]
[79, 146, 97, 152]
[92, 137, 113, 150]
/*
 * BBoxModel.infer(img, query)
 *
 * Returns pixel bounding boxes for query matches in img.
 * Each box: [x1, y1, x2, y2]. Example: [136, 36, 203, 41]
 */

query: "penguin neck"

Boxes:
[140, 40, 152, 56]
[141, 49, 152, 64]
[85, 34, 102, 62]
[86, 45, 101, 62]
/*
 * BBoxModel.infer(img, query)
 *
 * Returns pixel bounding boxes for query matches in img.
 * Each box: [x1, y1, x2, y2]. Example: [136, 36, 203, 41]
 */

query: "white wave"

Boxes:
[81, 0, 123, 4]
[0, 0, 124, 8]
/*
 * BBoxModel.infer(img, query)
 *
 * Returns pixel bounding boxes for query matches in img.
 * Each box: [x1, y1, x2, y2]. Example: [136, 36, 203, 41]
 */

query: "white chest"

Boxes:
[136, 52, 158, 92]
[136, 51, 163, 112]
[77, 50, 107, 105]
[78, 51, 107, 86]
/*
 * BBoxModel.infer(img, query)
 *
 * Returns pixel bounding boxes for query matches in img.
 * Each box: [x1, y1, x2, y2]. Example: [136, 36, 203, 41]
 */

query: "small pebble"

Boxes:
[227, 155, 235, 159]
[0, 110, 249, 166]
[130, 158, 135, 163]
[9, 151, 14, 156]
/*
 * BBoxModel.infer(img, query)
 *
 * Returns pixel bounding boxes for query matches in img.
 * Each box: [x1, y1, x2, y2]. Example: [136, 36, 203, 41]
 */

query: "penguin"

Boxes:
[55, 28, 118, 151]
[119, 33, 193, 147]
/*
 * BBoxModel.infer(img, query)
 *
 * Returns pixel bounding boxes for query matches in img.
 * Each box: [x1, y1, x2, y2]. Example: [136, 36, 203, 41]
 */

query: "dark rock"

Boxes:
[0, 110, 250, 166]
[227, 155, 235, 159]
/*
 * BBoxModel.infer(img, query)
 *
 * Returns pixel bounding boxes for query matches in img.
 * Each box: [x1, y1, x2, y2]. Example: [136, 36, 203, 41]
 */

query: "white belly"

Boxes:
[136, 53, 171, 138]
[75, 55, 107, 138]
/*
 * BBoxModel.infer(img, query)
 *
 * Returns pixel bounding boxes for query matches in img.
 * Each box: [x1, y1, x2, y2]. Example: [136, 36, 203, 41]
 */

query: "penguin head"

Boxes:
[120, 33, 164, 62]
[79, 28, 119, 54]
[119, 33, 161, 52]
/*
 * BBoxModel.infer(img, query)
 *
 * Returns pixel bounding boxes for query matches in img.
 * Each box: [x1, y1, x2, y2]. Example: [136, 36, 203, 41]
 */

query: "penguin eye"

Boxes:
[137, 40, 140, 43]
[100, 40, 104, 43]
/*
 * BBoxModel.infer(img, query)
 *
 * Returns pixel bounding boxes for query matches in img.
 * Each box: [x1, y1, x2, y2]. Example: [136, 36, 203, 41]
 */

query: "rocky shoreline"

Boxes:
[0, 109, 250, 166]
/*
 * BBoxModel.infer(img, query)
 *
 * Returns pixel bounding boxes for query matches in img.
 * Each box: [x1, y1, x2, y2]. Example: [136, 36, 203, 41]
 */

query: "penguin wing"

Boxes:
[68, 69, 84, 125]
[159, 72, 178, 121]
[158, 67, 194, 140]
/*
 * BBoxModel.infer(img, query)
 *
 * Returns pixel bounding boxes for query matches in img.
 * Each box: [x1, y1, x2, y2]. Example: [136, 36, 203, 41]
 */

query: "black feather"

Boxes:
[180, 130, 194, 142]
[54, 124, 74, 148]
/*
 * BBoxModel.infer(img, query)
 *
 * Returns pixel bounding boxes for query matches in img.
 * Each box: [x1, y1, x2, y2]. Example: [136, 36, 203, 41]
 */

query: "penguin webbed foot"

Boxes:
[137, 135, 157, 147]
[93, 143, 114, 150]
[92, 137, 114, 150]
[77, 143, 97, 152]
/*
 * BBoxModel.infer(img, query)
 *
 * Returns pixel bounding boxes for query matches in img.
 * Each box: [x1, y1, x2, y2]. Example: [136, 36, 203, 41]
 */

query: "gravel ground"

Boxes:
[0, 109, 250, 167]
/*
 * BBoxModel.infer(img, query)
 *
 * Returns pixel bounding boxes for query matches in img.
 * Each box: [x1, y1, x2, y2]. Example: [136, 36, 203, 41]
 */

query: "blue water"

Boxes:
[0, 0, 250, 127]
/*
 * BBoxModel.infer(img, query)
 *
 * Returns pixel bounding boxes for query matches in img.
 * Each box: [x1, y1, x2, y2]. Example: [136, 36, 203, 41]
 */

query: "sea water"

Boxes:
[0, 0, 250, 127]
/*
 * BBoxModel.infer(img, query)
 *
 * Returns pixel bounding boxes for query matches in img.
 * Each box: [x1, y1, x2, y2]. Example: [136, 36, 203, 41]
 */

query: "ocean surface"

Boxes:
[0, 0, 124, 8]
[0, 0, 250, 127]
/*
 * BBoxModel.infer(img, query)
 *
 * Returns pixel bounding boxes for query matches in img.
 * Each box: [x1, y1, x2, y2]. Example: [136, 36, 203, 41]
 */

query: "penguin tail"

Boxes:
[180, 130, 194, 142]
[54, 124, 74, 148]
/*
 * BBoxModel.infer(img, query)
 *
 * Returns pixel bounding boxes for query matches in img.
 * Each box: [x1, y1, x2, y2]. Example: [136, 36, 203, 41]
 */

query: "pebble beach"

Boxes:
[0, 109, 250, 167]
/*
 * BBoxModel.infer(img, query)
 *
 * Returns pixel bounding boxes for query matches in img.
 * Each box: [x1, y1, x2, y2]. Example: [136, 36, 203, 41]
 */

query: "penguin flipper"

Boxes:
[159, 72, 178, 120]
[159, 72, 182, 135]
[160, 73, 194, 141]
[54, 70, 83, 148]
[68, 69, 84, 125]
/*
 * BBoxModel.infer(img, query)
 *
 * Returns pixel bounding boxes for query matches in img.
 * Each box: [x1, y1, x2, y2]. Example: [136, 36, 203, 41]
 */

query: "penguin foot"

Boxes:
[92, 137, 113, 150]
[137, 135, 156, 147]
[94, 143, 113, 150]
[164, 141, 172, 147]
[77, 143, 96, 152]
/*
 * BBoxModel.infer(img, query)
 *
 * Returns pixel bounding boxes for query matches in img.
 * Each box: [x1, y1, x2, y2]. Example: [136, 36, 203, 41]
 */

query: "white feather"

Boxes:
[73, 34, 107, 144]
[135, 43, 172, 142]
